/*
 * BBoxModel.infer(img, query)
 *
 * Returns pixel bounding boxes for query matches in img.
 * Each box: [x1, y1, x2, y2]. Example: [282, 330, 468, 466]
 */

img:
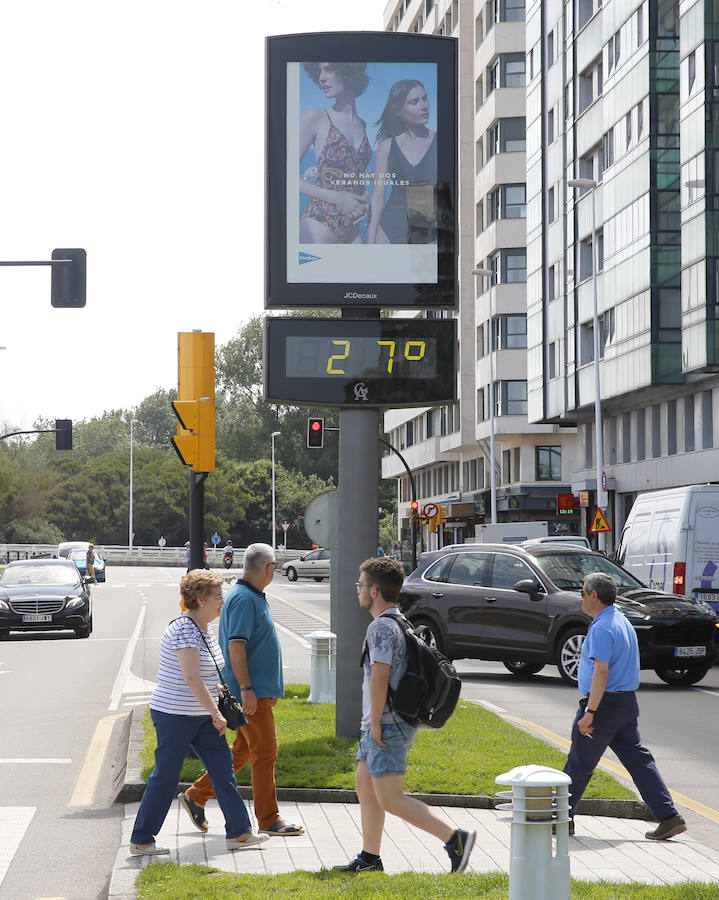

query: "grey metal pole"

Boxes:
[589, 187, 605, 552]
[334, 407, 379, 738]
[271, 431, 280, 550]
[129, 419, 135, 551]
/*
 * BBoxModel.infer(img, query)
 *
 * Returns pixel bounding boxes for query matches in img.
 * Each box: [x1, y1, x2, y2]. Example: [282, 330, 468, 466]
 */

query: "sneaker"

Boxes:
[226, 833, 270, 851]
[129, 842, 169, 856]
[178, 791, 208, 833]
[645, 814, 686, 841]
[446, 829, 476, 873]
[332, 854, 384, 873]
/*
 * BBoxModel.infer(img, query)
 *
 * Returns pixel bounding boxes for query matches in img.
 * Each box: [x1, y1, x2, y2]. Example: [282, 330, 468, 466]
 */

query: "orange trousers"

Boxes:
[186, 697, 279, 830]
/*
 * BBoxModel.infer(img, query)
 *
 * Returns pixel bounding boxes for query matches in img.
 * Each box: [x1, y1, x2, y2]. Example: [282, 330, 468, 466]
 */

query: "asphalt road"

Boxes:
[1, 566, 716, 899]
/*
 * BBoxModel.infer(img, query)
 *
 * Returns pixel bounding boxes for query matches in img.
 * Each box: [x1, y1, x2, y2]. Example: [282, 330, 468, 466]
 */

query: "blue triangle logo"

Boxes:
[299, 251, 321, 265]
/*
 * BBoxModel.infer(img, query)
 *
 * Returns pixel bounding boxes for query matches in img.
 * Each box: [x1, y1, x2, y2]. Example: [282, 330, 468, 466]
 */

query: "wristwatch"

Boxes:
[586, 707, 596, 714]
[241, 685, 253, 692]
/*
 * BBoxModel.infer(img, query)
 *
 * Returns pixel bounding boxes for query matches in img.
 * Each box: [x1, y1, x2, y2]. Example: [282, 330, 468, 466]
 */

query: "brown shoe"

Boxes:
[645, 814, 686, 840]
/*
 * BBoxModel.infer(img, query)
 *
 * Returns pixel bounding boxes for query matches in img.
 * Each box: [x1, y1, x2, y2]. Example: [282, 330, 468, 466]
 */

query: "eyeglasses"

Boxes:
[355, 581, 374, 591]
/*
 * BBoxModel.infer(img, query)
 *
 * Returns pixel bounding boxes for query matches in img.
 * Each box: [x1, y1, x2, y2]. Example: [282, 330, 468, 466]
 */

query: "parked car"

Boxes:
[521, 536, 592, 549]
[0, 559, 93, 638]
[68, 548, 106, 583]
[399, 544, 719, 686]
[281, 549, 330, 582]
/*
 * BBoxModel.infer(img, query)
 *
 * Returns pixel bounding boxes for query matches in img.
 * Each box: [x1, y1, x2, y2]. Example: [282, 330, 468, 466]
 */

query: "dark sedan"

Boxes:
[0, 559, 93, 639]
[399, 544, 719, 686]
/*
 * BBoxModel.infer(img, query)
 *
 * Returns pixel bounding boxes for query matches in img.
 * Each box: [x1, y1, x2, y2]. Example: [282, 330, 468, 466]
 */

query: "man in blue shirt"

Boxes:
[563, 572, 686, 840]
[180, 543, 304, 837]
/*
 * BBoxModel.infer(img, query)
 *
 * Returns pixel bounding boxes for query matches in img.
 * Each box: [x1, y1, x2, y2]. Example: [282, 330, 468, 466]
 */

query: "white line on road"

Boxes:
[469, 699, 507, 714]
[274, 621, 311, 649]
[109, 604, 147, 711]
[0, 808, 35, 890]
[694, 687, 719, 698]
[0, 759, 71, 764]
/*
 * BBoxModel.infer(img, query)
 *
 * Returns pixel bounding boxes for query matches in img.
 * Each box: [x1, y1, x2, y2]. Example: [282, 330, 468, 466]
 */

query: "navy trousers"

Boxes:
[563, 692, 676, 821]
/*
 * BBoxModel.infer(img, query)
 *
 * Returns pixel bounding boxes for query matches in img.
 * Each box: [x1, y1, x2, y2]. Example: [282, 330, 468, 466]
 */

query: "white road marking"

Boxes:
[468, 698, 507, 714]
[274, 621, 311, 649]
[108, 604, 147, 711]
[0, 808, 35, 889]
[694, 687, 719, 698]
[0, 759, 71, 764]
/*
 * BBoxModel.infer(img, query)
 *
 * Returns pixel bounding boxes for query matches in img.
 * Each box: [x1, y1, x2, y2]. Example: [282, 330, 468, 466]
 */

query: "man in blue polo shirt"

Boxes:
[180, 543, 304, 837]
[563, 572, 686, 840]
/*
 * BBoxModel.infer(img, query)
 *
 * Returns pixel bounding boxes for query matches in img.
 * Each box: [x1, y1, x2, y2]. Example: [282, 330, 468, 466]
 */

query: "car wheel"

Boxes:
[556, 628, 586, 685]
[654, 664, 711, 686]
[313, 577, 324, 582]
[286, 567, 298, 582]
[503, 661, 545, 677]
[411, 619, 444, 654]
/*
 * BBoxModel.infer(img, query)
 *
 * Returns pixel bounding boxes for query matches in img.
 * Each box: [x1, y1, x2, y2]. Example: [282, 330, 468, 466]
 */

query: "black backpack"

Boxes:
[362, 613, 461, 729]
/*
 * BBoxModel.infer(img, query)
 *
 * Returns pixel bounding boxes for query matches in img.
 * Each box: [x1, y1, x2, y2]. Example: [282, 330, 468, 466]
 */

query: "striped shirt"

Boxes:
[150, 616, 225, 716]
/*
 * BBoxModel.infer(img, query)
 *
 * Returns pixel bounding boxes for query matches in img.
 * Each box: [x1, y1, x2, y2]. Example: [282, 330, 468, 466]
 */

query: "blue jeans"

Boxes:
[131, 709, 251, 845]
[563, 692, 676, 821]
[357, 723, 418, 777]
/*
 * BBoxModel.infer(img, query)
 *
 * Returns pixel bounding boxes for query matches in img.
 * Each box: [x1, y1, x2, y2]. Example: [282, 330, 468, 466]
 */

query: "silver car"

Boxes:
[281, 549, 330, 582]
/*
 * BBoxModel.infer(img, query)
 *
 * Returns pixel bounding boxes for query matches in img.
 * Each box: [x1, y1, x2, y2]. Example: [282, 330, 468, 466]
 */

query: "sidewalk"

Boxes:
[109, 796, 719, 898]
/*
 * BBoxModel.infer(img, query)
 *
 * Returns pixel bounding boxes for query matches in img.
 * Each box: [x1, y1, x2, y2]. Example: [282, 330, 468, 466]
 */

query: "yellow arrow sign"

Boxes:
[589, 507, 611, 533]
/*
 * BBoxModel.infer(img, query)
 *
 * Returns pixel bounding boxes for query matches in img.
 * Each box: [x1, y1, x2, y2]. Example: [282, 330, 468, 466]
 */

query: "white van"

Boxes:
[474, 521, 549, 544]
[616, 484, 719, 612]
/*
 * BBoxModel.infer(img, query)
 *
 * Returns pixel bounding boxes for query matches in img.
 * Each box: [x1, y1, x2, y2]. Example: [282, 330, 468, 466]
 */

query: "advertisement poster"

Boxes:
[266, 33, 457, 309]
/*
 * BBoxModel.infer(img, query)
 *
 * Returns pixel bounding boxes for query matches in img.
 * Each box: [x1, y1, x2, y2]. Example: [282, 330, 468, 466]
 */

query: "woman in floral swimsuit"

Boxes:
[299, 62, 372, 244]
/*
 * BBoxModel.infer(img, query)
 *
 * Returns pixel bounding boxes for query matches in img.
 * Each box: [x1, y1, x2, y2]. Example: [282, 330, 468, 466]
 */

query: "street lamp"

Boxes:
[129, 418, 138, 552]
[472, 267, 497, 525]
[568, 177, 605, 550]
[271, 431, 281, 550]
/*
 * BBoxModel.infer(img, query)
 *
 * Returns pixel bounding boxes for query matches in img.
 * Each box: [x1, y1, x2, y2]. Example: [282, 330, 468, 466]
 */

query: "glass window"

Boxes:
[501, 117, 526, 152]
[502, 249, 527, 282]
[503, 184, 526, 218]
[585, 421, 594, 468]
[549, 342, 557, 379]
[622, 412, 631, 463]
[490, 554, 536, 590]
[547, 31, 554, 68]
[684, 396, 695, 452]
[636, 408, 646, 460]
[447, 552, 490, 585]
[498, 380, 527, 415]
[637, 100, 644, 138]
[703, 390, 713, 449]
[547, 108, 555, 143]
[501, 0, 525, 20]
[494, 314, 527, 349]
[608, 36, 614, 73]
[626, 111, 632, 149]
[424, 555, 455, 583]
[688, 50, 696, 93]
[548, 265, 556, 301]
[548, 185, 555, 222]
[614, 29, 620, 65]
[501, 53, 526, 87]
[651, 404, 661, 457]
[487, 60, 498, 94]
[488, 122, 499, 158]
[476, 324, 485, 359]
[536, 445, 562, 480]
[637, 6, 643, 45]
[477, 387, 485, 420]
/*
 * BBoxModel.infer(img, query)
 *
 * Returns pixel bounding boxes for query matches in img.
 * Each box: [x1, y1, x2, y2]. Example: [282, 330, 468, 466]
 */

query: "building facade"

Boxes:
[381, 0, 580, 549]
[525, 0, 719, 542]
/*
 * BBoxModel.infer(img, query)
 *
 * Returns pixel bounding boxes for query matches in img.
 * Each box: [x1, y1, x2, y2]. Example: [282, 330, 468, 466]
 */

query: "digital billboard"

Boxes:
[266, 32, 457, 309]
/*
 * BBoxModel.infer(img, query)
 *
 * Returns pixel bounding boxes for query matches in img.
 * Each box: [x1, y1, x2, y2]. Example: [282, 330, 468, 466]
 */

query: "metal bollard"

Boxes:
[307, 630, 336, 703]
[495, 764, 572, 900]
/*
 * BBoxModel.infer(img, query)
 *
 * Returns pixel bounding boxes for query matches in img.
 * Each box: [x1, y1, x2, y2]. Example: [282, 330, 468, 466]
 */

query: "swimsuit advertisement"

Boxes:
[265, 33, 457, 309]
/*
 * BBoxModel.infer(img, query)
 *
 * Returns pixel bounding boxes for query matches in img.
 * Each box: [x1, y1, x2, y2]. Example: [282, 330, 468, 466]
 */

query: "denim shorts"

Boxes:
[357, 722, 418, 777]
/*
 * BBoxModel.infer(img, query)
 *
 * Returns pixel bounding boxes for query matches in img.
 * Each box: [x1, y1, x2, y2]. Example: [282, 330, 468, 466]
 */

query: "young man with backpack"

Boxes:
[334, 557, 475, 875]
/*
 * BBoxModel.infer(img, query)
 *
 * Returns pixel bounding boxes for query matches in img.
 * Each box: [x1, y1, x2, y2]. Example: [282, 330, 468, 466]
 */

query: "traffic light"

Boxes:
[51, 249, 86, 308]
[171, 331, 216, 472]
[307, 417, 324, 448]
[409, 499, 419, 524]
[55, 419, 72, 450]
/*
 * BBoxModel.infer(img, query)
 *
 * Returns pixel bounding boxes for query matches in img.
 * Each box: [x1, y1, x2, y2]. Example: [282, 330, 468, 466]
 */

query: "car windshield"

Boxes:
[69, 550, 98, 562]
[1, 565, 79, 587]
[533, 551, 644, 592]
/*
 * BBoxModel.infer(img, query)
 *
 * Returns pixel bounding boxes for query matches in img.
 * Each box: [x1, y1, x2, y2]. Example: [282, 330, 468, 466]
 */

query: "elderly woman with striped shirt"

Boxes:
[130, 570, 268, 856]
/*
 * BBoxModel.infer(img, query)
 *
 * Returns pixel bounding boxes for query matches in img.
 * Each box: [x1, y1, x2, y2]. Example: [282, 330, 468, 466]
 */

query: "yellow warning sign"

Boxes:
[589, 508, 611, 533]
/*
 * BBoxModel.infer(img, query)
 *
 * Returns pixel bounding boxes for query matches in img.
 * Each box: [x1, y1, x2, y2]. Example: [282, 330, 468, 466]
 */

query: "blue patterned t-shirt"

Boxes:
[360, 609, 408, 731]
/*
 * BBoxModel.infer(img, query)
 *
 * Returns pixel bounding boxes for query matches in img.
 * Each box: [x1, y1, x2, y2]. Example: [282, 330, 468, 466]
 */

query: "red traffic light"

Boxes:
[307, 417, 324, 448]
[310, 421, 321, 432]
[410, 500, 419, 511]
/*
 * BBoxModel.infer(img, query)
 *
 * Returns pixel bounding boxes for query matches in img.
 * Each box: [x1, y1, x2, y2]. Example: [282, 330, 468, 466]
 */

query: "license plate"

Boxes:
[694, 592, 719, 603]
[674, 646, 706, 658]
[22, 614, 52, 623]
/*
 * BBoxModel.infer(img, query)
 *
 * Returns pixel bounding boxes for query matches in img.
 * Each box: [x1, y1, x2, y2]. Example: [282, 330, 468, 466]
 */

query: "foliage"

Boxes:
[4, 516, 63, 543]
[142, 685, 633, 801]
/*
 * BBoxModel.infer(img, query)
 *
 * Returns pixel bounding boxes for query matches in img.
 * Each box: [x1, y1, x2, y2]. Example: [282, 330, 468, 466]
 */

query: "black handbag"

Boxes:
[182, 616, 248, 730]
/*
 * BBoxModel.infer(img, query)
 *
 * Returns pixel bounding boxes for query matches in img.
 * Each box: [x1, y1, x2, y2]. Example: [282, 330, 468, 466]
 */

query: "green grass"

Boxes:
[135, 865, 719, 900]
[140, 684, 633, 800]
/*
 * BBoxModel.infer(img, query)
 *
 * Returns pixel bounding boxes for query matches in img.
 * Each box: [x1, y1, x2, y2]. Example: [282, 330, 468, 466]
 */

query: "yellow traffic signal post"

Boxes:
[171, 331, 216, 571]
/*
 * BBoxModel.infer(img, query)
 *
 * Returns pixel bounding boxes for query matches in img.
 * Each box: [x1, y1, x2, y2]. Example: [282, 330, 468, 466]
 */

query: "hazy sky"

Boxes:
[0, 0, 382, 431]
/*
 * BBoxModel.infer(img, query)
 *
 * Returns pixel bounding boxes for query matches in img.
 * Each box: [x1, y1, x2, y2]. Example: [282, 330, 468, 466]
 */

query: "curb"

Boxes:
[114, 704, 652, 820]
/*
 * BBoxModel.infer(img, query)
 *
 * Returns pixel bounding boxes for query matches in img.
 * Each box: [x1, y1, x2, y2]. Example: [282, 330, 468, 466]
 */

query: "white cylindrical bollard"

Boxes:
[307, 630, 336, 703]
[495, 764, 572, 900]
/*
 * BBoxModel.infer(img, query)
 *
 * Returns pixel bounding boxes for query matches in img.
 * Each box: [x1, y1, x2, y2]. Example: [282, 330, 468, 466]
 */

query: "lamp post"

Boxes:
[129, 418, 138, 551]
[568, 178, 605, 550]
[271, 431, 281, 550]
[472, 267, 497, 524]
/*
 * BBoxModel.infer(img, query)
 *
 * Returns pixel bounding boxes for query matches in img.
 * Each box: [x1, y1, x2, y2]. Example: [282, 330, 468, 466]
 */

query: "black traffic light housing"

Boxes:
[55, 419, 72, 450]
[307, 417, 324, 449]
[51, 249, 86, 308]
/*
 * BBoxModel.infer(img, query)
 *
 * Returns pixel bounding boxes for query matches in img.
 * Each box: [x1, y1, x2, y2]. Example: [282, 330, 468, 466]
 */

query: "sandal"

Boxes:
[178, 790, 209, 832]
[260, 819, 305, 836]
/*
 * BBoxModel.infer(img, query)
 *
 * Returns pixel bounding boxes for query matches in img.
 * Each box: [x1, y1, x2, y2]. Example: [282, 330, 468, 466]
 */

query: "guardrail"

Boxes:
[0, 543, 307, 567]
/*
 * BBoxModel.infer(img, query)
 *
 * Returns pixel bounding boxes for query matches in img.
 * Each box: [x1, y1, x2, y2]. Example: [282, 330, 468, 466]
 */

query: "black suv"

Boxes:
[399, 544, 719, 686]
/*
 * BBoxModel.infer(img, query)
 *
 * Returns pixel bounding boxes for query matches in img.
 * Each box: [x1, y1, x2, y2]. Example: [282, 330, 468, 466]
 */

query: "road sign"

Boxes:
[211, 532, 221, 545]
[589, 508, 611, 533]
[281, 521, 291, 533]
[423, 502, 439, 519]
[158, 536, 166, 548]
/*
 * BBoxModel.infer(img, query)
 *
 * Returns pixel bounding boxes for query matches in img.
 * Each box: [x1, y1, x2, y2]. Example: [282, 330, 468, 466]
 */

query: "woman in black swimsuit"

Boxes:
[367, 80, 437, 245]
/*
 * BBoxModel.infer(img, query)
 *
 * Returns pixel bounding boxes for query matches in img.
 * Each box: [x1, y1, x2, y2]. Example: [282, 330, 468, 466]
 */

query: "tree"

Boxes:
[133, 389, 178, 449]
